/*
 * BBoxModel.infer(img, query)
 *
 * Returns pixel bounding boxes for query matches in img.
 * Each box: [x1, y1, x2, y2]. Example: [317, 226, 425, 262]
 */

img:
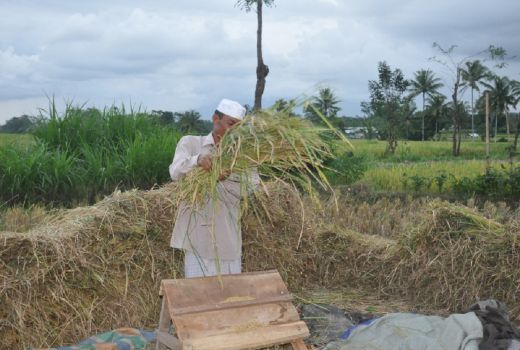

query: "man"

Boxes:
[169, 99, 259, 278]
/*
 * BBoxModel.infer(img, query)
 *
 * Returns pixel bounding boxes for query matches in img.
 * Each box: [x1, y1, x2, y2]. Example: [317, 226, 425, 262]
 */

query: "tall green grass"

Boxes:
[0, 103, 181, 206]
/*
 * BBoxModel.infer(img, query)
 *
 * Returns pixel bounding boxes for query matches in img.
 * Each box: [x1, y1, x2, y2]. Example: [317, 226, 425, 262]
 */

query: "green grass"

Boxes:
[331, 139, 516, 195]
[0, 134, 33, 147]
[359, 160, 508, 193]
[349, 140, 511, 163]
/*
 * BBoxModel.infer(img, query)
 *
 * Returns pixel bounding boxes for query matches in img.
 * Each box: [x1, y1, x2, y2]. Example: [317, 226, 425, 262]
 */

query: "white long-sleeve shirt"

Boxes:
[169, 133, 259, 260]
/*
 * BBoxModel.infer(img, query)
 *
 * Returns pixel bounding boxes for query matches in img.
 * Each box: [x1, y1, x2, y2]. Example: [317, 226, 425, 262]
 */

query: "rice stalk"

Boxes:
[175, 107, 350, 210]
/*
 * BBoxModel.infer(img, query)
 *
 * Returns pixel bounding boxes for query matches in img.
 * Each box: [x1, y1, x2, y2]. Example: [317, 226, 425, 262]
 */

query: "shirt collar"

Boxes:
[202, 132, 215, 147]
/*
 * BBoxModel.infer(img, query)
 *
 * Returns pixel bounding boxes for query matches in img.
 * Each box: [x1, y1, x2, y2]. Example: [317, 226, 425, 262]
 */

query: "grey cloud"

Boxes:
[1, 0, 519, 124]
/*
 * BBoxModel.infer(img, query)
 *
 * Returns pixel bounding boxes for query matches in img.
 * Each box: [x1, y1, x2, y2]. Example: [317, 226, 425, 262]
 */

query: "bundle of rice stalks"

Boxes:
[175, 107, 350, 209]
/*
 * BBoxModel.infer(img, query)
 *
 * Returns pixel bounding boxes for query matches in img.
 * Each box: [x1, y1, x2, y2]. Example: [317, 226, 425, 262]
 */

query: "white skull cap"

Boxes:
[216, 99, 246, 120]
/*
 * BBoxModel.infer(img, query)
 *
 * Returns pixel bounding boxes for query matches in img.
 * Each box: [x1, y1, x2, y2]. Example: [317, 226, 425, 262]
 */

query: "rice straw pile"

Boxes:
[4, 183, 520, 349]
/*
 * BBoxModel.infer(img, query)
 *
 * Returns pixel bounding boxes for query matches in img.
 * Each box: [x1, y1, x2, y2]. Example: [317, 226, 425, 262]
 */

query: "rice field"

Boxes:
[349, 139, 511, 163]
[0, 133, 33, 147]
[360, 159, 507, 193]
[331, 139, 518, 195]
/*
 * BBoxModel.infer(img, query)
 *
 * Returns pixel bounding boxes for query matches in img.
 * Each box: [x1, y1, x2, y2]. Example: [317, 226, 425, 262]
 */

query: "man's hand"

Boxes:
[197, 154, 213, 171]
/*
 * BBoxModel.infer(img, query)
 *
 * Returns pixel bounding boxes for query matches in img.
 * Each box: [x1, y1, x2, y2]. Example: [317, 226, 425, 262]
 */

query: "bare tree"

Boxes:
[236, 0, 275, 110]
[430, 43, 507, 156]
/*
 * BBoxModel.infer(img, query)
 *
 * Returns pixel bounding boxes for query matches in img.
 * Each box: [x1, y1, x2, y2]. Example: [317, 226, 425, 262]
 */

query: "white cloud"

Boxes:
[0, 47, 39, 81]
[0, 0, 519, 125]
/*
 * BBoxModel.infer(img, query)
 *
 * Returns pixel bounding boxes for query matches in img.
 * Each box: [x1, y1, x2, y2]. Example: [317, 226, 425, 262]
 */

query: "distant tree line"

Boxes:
[300, 44, 519, 156]
[0, 109, 214, 135]
[0, 115, 41, 133]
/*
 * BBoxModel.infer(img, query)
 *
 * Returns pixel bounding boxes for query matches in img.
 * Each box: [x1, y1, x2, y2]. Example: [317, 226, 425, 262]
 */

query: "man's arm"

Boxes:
[169, 137, 200, 181]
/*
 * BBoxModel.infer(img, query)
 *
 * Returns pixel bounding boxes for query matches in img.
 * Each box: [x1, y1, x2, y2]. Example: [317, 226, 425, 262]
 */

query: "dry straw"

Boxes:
[175, 106, 351, 210]
[2, 184, 520, 349]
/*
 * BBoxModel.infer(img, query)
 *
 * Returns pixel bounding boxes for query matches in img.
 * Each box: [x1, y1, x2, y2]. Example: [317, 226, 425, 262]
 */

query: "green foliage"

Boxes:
[409, 69, 443, 141]
[174, 110, 212, 134]
[304, 87, 342, 126]
[409, 69, 443, 100]
[0, 103, 181, 206]
[325, 152, 368, 185]
[364, 61, 410, 153]
[433, 171, 449, 192]
[451, 166, 520, 199]
[0, 115, 39, 133]
[273, 98, 297, 116]
[408, 174, 431, 192]
[0, 134, 33, 147]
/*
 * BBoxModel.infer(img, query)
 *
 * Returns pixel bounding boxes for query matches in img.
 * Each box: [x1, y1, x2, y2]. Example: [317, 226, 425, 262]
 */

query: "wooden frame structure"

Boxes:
[155, 270, 310, 350]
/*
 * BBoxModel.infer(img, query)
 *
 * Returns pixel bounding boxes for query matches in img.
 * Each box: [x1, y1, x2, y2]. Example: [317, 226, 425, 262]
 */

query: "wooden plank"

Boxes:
[182, 321, 310, 350]
[156, 331, 182, 350]
[172, 293, 293, 316]
[156, 297, 172, 350]
[174, 302, 300, 340]
[161, 270, 289, 316]
[291, 339, 309, 350]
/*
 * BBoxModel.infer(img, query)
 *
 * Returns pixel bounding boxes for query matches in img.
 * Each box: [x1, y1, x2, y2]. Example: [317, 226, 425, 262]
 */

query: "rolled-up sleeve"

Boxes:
[169, 137, 199, 181]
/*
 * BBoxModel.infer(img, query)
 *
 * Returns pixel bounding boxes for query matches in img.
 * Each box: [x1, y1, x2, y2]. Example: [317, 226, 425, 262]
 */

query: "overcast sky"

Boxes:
[1, 0, 519, 124]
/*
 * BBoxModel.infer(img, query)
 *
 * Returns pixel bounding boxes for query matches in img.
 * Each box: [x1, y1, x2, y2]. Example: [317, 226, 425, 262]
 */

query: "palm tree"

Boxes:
[409, 69, 444, 141]
[426, 94, 448, 139]
[402, 102, 417, 140]
[174, 110, 203, 133]
[461, 60, 488, 135]
[482, 76, 517, 139]
[273, 98, 297, 116]
[305, 87, 341, 124]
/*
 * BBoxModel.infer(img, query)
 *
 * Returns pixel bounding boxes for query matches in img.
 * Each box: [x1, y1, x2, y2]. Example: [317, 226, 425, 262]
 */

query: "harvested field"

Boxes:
[1, 183, 519, 349]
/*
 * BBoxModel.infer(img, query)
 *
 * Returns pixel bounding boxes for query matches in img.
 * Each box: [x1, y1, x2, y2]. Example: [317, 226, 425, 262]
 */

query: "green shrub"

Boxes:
[325, 152, 368, 185]
[451, 166, 520, 200]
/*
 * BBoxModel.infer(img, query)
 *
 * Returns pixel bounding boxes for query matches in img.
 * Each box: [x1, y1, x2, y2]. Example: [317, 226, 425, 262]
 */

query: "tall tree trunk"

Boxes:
[422, 92, 425, 141]
[451, 68, 461, 156]
[254, 0, 269, 111]
[514, 112, 520, 151]
[471, 88, 475, 134]
[505, 106, 510, 138]
[457, 125, 462, 155]
[452, 124, 457, 155]
[495, 110, 498, 141]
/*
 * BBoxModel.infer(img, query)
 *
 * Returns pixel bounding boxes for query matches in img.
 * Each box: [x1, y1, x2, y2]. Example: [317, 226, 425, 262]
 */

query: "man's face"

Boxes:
[212, 113, 241, 141]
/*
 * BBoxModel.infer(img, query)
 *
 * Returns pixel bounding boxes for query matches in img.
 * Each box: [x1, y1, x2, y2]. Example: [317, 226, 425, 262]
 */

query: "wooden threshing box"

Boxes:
[155, 270, 310, 350]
